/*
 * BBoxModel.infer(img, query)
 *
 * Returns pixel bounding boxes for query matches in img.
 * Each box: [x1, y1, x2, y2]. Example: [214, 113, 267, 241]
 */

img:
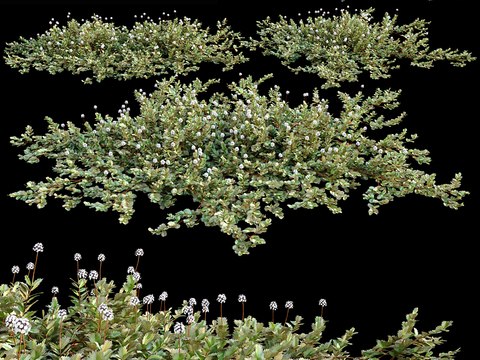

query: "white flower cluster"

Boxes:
[5, 314, 31, 335]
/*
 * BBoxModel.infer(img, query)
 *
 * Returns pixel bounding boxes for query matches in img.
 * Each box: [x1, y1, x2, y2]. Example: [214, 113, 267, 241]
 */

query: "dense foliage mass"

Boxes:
[0, 273, 460, 360]
[5, 9, 474, 255]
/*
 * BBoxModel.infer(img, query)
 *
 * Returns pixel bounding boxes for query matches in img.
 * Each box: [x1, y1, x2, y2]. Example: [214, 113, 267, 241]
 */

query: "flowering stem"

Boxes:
[59, 320, 63, 356]
[99, 261, 103, 281]
[242, 302, 244, 322]
[97, 314, 102, 333]
[220, 303, 223, 326]
[32, 252, 39, 283]
[135, 255, 141, 272]
[272, 310, 274, 323]
[104, 319, 109, 344]
[284, 308, 290, 326]
[178, 333, 181, 354]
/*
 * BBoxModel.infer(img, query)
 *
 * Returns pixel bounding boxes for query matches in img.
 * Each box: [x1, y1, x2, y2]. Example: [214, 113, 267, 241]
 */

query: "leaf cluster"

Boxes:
[4, 15, 248, 84]
[243, 8, 476, 88]
[0, 275, 460, 360]
[5, 9, 474, 255]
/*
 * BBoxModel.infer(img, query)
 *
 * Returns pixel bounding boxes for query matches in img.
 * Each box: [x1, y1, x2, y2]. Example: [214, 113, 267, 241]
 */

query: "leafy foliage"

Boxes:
[243, 8, 476, 89]
[4, 15, 248, 84]
[0, 275, 460, 360]
[5, 9, 474, 255]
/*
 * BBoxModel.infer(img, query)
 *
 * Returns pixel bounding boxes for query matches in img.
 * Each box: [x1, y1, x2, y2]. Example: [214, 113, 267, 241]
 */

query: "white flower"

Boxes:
[102, 310, 114, 321]
[14, 318, 31, 334]
[89, 270, 98, 280]
[319, 299, 327, 306]
[285, 301, 294, 309]
[11, 266, 19, 274]
[238, 294, 246, 302]
[174, 322, 185, 334]
[74, 253, 82, 261]
[269, 301, 277, 310]
[33, 243, 44, 252]
[130, 297, 140, 306]
[217, 294, 226, 303]
[104, 170, 109, 175]
[135, 248, 144, 256]
[58, 309, 67, 320]
[143, 294, 154, 304]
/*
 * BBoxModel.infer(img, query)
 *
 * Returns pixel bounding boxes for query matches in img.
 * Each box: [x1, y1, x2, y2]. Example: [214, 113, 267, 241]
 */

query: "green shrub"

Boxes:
[1, 244, 460, 360]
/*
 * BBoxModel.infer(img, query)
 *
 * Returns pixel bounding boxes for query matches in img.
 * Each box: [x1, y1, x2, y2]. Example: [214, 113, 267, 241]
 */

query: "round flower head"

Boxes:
[89, 270, 98, 280]
[135, 248, 144, 256]
[78, 269, 87, 279]
[58, 309, 67, 320]
[270, 301, 278, 311]
[98, 303, 109, 313]
[14, 318, 31, 334]
[217, 294, 226, 303]
[5, 314, 18, 329]
[26, 262, 34, 270]
[285, 301, 294, 309]
[102, 309, 114, 321]
[238, 294, 246, 302]
[74, 253, 82, 261]
[174, 322, 185, 334]
[129, 296, 138, 306]
[189, 298, 197, 306]
[159, 291, 168, 301]
[184, 305, 193, 315]
[187, 314, 195, 324]
[319, 299, 327, 307]
[33, 243, 44, 252]
[51, 286, 59, 294]
[98, 254, 106, 261]
[11, 266, 19, 274]
[143, 294, 154, 304]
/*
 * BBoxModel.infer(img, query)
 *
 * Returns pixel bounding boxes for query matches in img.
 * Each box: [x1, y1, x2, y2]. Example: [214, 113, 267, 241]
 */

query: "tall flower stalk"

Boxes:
[284, 301, 293, 326]
[57, 309, 67, 356]
[238, 294, 246, 321]
[217, 294, 226, 325]
[98, 254, 105, 280]
[134, 248, 144, 272]
[202, 299, 209, 322]
[174, 322, 185, 355]
[319, 299, 327, 319]
[270, 301, 277, 323]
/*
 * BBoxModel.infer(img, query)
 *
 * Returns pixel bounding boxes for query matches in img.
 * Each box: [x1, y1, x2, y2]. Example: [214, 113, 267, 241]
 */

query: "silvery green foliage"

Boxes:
[4, 15, 248, 84]
[243, 8, 476, 89]
[7, 10, 473, 256]
[9, 74, 469, 255]
[0, 275, 461, 360]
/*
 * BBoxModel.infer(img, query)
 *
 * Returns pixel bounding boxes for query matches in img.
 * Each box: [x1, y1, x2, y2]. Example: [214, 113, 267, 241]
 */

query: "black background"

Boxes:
[1, 1, 478, 358]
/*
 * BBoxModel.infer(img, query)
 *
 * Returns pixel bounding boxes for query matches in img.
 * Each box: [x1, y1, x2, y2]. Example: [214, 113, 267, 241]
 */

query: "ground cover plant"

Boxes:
[4, 7, 475, 256]
[1, 244, 461, 359]
[2, 5, 474, 360]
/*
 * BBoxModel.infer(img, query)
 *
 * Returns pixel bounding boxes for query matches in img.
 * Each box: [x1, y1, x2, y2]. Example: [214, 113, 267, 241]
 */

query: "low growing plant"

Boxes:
[4, 8, 475, 256]
[1, 243, 461, 359]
